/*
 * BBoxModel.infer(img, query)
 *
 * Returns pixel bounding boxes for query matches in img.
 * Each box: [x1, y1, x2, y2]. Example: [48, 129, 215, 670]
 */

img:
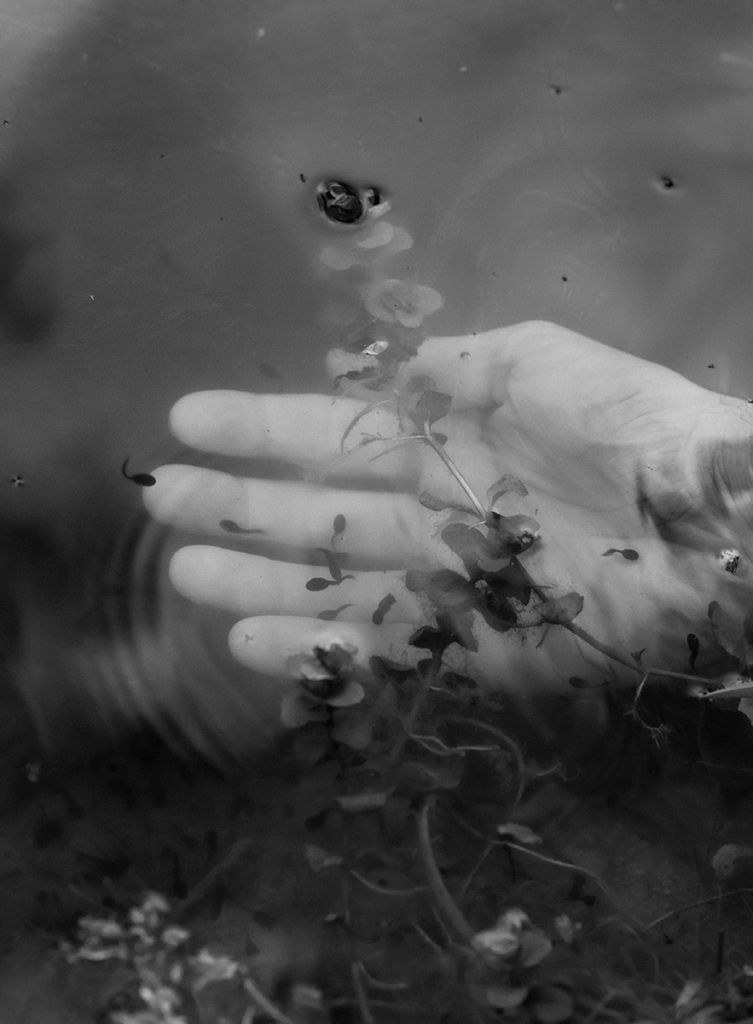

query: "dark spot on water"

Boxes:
[9, 474, 25, 487]
[460, 351, 470, 359]
[121, 457, 156, 487]
[561, 275, 568, 282]
[299, 172, 307, 182]
[548, 83, 565, 95]
[707, 363, 715, 369]
[659, 174, 675, 189]
[417, 115, 423, 122]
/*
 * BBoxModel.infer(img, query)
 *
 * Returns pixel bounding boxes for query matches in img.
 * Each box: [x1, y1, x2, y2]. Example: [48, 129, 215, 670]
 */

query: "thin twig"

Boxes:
[242, 977, 295, 1024]
[417, 798, 475, 943]
[422, 431, 486, 518]
[643, 888, 753, 932]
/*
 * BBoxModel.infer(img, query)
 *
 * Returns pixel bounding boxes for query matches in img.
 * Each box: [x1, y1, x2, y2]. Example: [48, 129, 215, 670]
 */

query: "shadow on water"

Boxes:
[3, 1, 753, 1020]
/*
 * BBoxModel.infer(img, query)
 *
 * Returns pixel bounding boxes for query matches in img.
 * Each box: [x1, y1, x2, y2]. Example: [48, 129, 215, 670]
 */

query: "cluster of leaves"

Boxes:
[274, 624, 591, 1021]
[64, 892, 247, 1024]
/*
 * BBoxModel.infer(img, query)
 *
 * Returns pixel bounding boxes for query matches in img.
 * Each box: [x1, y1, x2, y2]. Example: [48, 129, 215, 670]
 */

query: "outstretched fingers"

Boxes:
[227, 616, 422, 678]
[168, 545, 427, 622]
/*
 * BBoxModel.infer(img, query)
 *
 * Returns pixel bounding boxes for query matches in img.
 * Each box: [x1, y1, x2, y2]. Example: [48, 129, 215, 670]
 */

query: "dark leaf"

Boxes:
[483, 560, 533, 604]
[405, 568, 475, 610]
[369, 655, 415, 684]
[489, 514, 540, 554]
[372, 593, 397, 624]
[404, 374, 437, 394]
[408, 625, 456, 655]
[441, 523, 492, 574]
[487, 475, 529, 503]
[436, 610, 478, 651]
[305, 844, 343, 872]
[430, 432, 448, 445]
[538, 591, 584, 624]
[440, 671, 477, 692]
[412, 389, 452, 428]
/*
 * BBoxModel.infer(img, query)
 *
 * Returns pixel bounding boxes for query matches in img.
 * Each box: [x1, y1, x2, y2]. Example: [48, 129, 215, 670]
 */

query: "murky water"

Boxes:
[2, 0, 753, 755]
[3, 2, 753, 1019]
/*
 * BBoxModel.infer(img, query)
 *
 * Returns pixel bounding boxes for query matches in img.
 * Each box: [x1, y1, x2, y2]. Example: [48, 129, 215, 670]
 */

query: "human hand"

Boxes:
[144, 321, 753, 740]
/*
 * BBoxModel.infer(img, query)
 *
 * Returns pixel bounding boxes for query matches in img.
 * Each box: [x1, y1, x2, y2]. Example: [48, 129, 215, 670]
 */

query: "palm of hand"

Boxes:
[144, 321, 753, 730]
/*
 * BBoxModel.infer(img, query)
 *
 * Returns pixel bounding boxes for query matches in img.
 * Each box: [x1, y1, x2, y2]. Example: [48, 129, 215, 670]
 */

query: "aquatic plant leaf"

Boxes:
[411, 389, 452, 429]
[430, 431, 448, 445]
[280, 692, 329, 728]
[518, 930, 553, 968]
[305, 844, 343, 872]
[405, 568, 475, 610]
[441, 522, 491, 573]
[317, 604, 353, 621]
[490, 514, 541, 554]
[483, 560, 533, 604]
[440, 671, 477, 692]
[418, 490, 475, 514]
[408, 625, 456, 655]
[372, 592, 396, 624]
[487, 475, 529, 504]
[711, 843, 753, 880]
[325, 680, 365, 708]
[437, 609, 479, 650]
[404, 374, 437, 394]
[121, 457, 156, 487]
[313, 641, 359, 677]
[484, 985, 530, 1010]
[369, 655, 415, 684]
[529, 984, 574, 1024]
[496, 823, 542, 845]
[219, 519, 264, 534]
[538, 592, 584, 624]
[336, 791, 389, 813]
[331, 711, 372, 750]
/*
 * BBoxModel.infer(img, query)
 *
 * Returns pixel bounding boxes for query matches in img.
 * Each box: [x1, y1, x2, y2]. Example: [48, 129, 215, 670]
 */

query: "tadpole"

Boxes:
[121, 457, 156, 487]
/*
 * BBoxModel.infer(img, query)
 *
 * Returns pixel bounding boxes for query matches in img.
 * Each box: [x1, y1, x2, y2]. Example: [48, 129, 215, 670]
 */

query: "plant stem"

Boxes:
[417, 797, 475, 943]
[422, 430, 486, 518]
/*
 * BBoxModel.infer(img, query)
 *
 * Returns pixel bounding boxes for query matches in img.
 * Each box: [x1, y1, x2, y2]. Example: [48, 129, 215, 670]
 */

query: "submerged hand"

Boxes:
[144, 321, 753, 736]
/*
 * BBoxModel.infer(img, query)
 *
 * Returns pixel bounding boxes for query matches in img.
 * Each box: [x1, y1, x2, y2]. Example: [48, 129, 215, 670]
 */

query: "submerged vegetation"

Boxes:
[3, 188, 753, 1023]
